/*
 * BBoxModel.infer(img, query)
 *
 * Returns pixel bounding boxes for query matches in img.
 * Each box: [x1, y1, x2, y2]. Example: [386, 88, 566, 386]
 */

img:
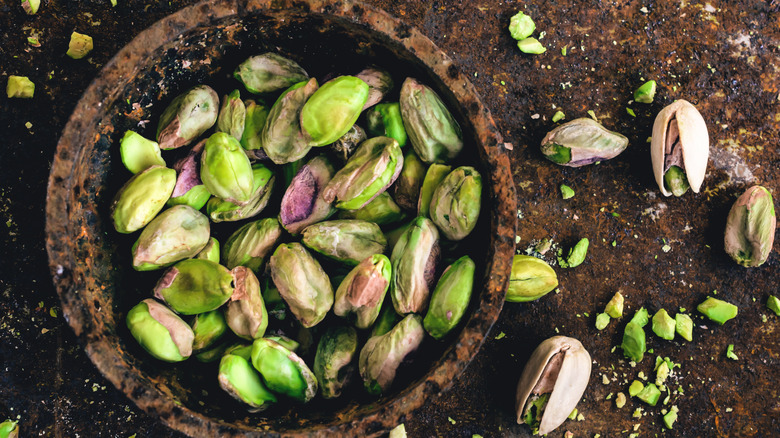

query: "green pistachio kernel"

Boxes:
[697, 297, 738, 325]
[628, 380, 644, 397]
[767, 295, 780, 316]
[560, 184, 575, 199]
[595, 313, 611, 330]
[558, 238, 589, 268]
[675, 313, 693, 341]
[634, 80, 657, 104]
[622, 321, 646, 362]
[517, 37, 546, 54]
[636, 383, 661, 406]
[66, 31, 93, 59]
[6, 75, 35, 98]
[651, 309, 675, 340]
[508, 11, 535, 41]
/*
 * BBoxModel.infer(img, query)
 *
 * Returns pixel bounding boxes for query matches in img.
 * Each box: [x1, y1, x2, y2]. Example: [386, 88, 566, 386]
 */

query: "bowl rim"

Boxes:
[45, 0, 517, 436]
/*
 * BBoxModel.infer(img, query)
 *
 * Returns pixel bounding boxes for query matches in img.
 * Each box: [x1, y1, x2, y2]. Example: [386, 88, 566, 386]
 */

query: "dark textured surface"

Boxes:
[2, 1, 779, 437]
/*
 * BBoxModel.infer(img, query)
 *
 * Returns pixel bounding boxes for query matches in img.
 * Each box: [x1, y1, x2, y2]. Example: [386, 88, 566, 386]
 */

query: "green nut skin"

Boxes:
[225, 267, 269, 340]
[366, 102, 408, 147]
[330, 124, 367, 164]
[195, 237, 220, 263]
[234, 52, 309, 95]
[400, 78, 463, 164]
[126, 298, 194, 362]
[605, 291, 624, 318]
[337, 191, 407, 226]
[111, 165, 177, 234]
[333, 254, 392, 329]
[355, 66, 394, 110]
[390, 216, 441, 314]
[200, 132, 255, 205]
[359, 314, 426, 395]
[156, 85, 219, 150]
[423, 255, 475, 339]
[269, 242, 334, 328]
[302, 219, 387, 266]
[66, 31, 93, 59]
[218, 352, 277, 412]
[191, 309, 228, 353]
[279, 155, 338, 235]
[697, 297, 738, 325]
[508, 11, 535, 40]
[6, 75, 35, 98]
[541, 118, 629, 167]
[634, 80, 657, 104]
[131, 205, 210, 271]
[322, 136, 404, 210]
[675, 313, 693, 341]
[724, 185, 776, 267]
[222, 217, 283, 273]
[313, 325, 359, 399]
[120, 131, 166, 174]
[216, 89, 246, 141]
[392, 149, 426, 212]
[651, 309, 676, 340]
[418, 163, 452, 217]
[300, 75, 370, 147]
[240, 99, 269, 151]
[630, 307, 650, 327]
[505, 255, 558, 302]
[429, 166, 482, 241]
[251, 337, 318, 403]
[767, 295, 780, 316]
[0, 420, 18, 438]
[153, 259, 234, 315]
[207, 163, 275, 222]
[621, 321, 646, 362]
[262, 78, 319, 164]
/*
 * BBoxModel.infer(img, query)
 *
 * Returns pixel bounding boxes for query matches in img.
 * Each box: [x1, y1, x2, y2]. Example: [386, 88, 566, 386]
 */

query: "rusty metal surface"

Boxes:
[1, 0, 779, 437]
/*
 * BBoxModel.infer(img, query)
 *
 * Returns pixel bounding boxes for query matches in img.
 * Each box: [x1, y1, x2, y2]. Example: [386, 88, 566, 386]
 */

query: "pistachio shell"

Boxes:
[651, 100, 709, 196]
[515, 336, 592, 436]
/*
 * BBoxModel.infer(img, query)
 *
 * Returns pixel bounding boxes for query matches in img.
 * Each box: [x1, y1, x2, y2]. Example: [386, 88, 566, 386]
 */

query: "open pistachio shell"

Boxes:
[515, 336, 592, 436]
[651, 99, 709, 196]
[251, 337, 318, 403]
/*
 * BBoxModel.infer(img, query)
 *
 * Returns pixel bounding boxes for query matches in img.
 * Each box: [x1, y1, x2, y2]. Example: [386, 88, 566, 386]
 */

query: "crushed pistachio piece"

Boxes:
[517, 38, 546, 54]
[6, 76, 35, 98]
[568, 408, 578, 420]
[552, 110, 565, 122]
[22, 0, 40, 14]
[494, 331, 506, 340]
[66, 32, 94, 59]
[389, 424, 407, 438]
[726, 344, 738, 360]
[595, 312, 611, 330]
[628, 380, 644, 397]
[634, 80, 657, 103]
[767, 295, 780, 316]
[626, 107, 636, 117]
[615, 392, 627, 408]
[605, 291, 624, 318]
[697, 297, 738, 325]
[560, 184, 575, 199]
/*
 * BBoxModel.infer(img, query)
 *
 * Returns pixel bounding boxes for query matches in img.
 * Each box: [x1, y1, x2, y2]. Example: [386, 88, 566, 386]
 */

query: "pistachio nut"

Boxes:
[337, 192, 407, 226]
[194, 341, 239, 363]
[191, 309, 228, 353]
[153, 259, 234, 315]
[200, 132, 255, 205]
[515, 336, 592, 436]
[126, 298, 194, 362]
[207, 163, 275, 222]
[251, 337, 318, 403]
[541, 118, 629, 167]
[675, 313, 694, 341]
[621, 321, 646, 362]
[301, 76, 369, 147]
[222, 217, 283, 272]
[400, 78, 463, 164]
[279, 155, 338, 235]
[195, 237, 220, 263]
[423, 255, 475, 339]
[506, 255, 559, 302]
[240, 99, 269, 151]
[652, 309, 676, 340]
[262, 78, 319, 164]
[724, 185, 776, 267]
[302, 219, 387, 266]
[605, 291, 624, 318]
[429, 166, 482, 241]
[366, 102, 408, 147]
[225, 267, 269, 340]
[359, 314, 425, 395]
[216, 89, 246, 141]
[392, 149, 426, 212]
[313, 325, 359, 399]
[269, 242, 334, 328]
[333, 254, 392, 329]
[131, 205, 210, 271]
[167, 140, 211, 210]
[651, 100, 709, 196]
[234, 53, 309, 95]
[265, 334, 300, 352]
[697, 296, 738, 325]
[418, 163, 452, 217]
[390, 216, 440, 314]
[321, 136, 404, 210]
[156, 85, 219, 150]
[330, 124, 367, 164]
[355, 66, 394, 110]
[370, 302, 402, 337]
[218, 349, 277, 411]
[0, 419, 18, 438]
[384, 221, 412, 254]
[111, 165, 176, 234]
[120, 130, 165, 174]
[508, 11, 535, 40]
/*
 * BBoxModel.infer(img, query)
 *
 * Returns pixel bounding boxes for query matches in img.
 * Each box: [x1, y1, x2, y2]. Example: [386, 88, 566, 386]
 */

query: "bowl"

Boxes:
[45, 0, 516, 435]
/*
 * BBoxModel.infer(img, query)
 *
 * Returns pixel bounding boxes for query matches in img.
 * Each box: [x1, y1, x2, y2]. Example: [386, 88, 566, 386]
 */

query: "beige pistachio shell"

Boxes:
[651, 99, 709, 196]
[515, 336, 591, 436]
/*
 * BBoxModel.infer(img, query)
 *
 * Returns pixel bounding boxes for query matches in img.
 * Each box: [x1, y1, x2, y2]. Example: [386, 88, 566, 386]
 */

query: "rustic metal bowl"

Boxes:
[45, 0, 516, 435]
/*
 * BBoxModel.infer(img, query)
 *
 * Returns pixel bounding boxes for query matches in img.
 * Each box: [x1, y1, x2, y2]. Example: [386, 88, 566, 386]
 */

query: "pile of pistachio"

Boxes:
[113, 52, 483, 411]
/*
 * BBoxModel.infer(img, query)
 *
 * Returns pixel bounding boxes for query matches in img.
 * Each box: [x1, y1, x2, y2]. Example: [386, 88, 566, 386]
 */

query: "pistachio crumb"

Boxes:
[448, 417, 456, 425]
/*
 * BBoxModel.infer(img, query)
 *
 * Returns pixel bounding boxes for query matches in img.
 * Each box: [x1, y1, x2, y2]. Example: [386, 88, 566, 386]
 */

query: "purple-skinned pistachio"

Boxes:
[355, 66, 394, 110]
[216, 89, 246, 141]
[302, 219, 387, 266]
[156, 85, 219, 150]
[131, 205, 210, 271]
[126, 298, 194, 362]
[222, 218, 283, 273]
[334, 254, 392, 329]
[279, 155, 337, 235]
[400, 78, 463, 164]
[262, 78, 319, 164]
[269, 242, 334, 328]
[167, 139, 211, 210]
[390, 216, 440, 314]
[359, 314, 425, 395]
[234, 53, 309, 95]
[225, 267, 269, 340]
[540, 118, 628, 167]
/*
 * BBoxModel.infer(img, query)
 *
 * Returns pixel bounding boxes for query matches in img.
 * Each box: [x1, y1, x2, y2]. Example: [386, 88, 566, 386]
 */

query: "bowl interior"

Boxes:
[46, 0, 515, 435]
